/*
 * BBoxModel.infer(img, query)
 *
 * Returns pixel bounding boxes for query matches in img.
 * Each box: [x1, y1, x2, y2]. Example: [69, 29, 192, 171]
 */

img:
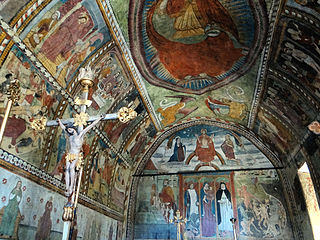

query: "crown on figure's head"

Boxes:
[78, 66, 94, 82]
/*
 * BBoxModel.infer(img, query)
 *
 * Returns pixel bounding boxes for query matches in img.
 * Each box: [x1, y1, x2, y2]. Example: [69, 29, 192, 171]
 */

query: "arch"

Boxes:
[125, 118, 304, 239]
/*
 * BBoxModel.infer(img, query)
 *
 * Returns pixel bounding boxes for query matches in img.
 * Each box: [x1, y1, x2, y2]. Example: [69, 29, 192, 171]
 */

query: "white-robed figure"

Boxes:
[58, 117, 103, 196]
[184, 183, 199, 220]
[216, 182, 233, 233]
[184, 182, 200, 235]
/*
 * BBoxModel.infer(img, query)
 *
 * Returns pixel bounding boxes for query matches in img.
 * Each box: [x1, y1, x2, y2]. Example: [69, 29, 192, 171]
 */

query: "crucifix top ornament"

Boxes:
[308, 121, 320, 135]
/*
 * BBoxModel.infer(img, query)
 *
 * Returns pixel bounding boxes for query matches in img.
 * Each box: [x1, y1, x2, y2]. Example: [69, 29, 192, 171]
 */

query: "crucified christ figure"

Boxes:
[58, 116, 103, 196]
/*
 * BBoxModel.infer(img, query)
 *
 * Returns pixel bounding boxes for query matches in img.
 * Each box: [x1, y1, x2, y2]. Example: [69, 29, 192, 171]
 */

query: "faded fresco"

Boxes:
[129, 0, 266, 93]
[263, 76, 318, 136]
[87, 141, 117, 205]
[272, 17, 320, 99]
[145, 61, 260, 127]
[87, 50, 132, 117]
[286, 0, 320, 18]
[254, 108, 297, 156]
[109, 160, 131, 213]
[134, 170, 293, 239]
[22, 0, 112, 87]
[298, 171, 320, 238]
[291, 173, 314, 240]
[0, 45, 60, 168]
[145, 124, 272, 174]
[103, 90, 156, 150]
[135, 176, 179, 239]
[0, 0, 29, 23]
[0, 167, 118, 239]
[234, 171, 292, 239]
[122, 117, 157, 162]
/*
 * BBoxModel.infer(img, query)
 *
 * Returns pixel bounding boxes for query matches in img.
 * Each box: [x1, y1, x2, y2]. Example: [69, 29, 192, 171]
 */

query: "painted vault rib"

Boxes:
[98, 0, 161, 130]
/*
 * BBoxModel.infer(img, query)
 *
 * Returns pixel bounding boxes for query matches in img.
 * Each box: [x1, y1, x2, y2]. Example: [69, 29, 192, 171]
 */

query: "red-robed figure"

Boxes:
[146, 0, 243, 80]
[159, 179, 175, 207]
[195, 129, 216, 162]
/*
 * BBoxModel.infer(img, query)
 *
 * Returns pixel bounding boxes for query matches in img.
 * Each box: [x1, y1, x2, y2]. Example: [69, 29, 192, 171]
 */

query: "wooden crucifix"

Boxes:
[31, 66, 137, 239]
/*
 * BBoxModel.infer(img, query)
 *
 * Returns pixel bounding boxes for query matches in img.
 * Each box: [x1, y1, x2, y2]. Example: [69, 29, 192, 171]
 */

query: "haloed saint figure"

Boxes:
[0, 180, 22, 237]
[131, 0, 266, 92]
[146, 0, 243, 81]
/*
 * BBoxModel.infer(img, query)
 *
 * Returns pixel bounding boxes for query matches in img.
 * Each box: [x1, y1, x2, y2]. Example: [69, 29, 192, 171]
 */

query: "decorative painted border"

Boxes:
[278, 168, 304, 240]
[40, 44, 133, 169]
[119, 116, 149, 155]
[0, 148, 123, 221]
[268, 69, 320, 110]
[0, 3, 152, 169]
[283, 6, 320, 28]
[66, 40, 116, 94]
[10, 0, 50, 34]
[82, 136, 99, 194]
[260, 105, 299, 143]
[98, 0, 161, 130]
[247, 0, 282, 128]
[267, 10, 320, 105]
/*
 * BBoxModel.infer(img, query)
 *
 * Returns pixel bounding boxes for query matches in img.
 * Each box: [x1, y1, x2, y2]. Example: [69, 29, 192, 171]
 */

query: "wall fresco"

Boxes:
[109, 160, 131, 213]
[254, 108, 298, 157]
[263, 76, 318, 136]
[146, 124, 272, 174]
[0, 0, 29, 23]
[286, 0, 320, 18]
[234, 171, 293, 239]
[0, 45, 60, 168]
[272, 17, 320, 99]
[122, 117, 157, 162]
[87, 50, 132, 117]
[103, 90, 156, 151]
[298, 170, 320, 238]
[87, 141, 116, 205]
[22, 0, 112, 87]
[135, 176, 179, 239]
[0, 166, 118, 239]
[134, 170, 294, 239]
[109, 0, 130, 42]
[292, 172, 314, 240]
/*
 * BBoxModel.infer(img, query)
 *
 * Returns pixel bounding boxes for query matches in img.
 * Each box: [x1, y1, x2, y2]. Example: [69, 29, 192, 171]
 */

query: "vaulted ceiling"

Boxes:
[0, 0, 319, 232]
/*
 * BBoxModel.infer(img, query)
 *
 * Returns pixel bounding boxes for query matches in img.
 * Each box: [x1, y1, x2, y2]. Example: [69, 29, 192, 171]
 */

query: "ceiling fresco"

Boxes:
[0, 44, 60, 168]
[0, 0, 29, 23]
[269, 13, 320, 101]
[144, 60, 260, 127]
[129, 0, 267, 94]
[0, 0, 319, 238]
[20, 0, 112, 88]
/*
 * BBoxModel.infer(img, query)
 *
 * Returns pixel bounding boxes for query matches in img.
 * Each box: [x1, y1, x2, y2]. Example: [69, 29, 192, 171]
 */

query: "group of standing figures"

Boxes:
[168, 129, 238, 164]
[184, 182, 234, 238]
